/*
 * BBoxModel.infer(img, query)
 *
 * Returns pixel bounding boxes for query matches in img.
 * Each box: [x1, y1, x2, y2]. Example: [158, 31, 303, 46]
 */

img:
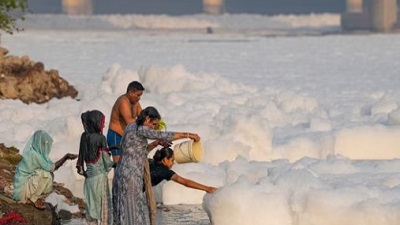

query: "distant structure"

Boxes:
[62, 0, 93, 15]
[341, 0, 399, 32]
[203, 0, 225, 15]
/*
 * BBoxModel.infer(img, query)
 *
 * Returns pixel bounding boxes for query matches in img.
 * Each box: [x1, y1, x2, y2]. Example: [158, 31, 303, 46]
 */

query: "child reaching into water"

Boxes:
[150, 146, 217, 194]
[76, 110, 114, 225]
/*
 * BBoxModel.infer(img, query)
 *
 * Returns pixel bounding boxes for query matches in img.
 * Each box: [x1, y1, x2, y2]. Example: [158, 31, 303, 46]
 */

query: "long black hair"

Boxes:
[153, 147, 174, 162]
[81, 110, 104, 134]
[77, 110, 106, 172]
[136, 106, 161, 126]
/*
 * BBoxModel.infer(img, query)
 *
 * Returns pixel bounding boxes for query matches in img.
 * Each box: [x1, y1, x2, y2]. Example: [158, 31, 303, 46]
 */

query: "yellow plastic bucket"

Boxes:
[173, 140, 203, 163]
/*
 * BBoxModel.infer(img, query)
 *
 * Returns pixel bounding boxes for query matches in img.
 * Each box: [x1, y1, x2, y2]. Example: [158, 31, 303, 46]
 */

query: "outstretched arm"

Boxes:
[55, 153, 78, 171]
[172, 132, 200, 142]
[171, 174, 217, 194]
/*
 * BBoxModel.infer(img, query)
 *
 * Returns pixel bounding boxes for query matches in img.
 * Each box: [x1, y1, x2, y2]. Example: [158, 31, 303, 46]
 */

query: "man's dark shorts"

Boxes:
[107, 129, 122, 156]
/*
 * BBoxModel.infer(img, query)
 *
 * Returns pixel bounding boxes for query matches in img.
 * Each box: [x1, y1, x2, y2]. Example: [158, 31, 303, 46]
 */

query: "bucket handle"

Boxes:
[176, 140, 197, 162]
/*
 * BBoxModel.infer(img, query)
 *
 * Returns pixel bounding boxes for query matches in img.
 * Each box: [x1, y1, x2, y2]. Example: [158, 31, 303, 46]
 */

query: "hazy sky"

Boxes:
[27, 0, 346, 15]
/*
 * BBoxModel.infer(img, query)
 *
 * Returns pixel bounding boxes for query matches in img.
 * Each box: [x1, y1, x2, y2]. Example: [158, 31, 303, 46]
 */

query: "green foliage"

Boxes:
[0, 0, 28, 34]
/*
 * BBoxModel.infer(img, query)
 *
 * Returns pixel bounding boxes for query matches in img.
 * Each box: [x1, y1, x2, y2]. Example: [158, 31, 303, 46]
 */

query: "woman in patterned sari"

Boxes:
[112, 106, 200, 225]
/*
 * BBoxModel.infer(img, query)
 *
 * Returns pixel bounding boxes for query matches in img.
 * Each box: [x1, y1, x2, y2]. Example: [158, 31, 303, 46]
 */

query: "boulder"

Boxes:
[0, 47, 78, 104]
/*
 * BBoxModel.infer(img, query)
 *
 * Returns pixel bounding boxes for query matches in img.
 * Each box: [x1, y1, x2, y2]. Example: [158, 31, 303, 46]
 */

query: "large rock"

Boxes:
[0, 47, 78, 104]
[0, 195, 56, 225]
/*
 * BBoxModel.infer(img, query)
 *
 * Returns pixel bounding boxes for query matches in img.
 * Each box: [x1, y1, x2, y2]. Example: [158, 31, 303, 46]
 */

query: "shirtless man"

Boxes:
[107, 81, 145, 163]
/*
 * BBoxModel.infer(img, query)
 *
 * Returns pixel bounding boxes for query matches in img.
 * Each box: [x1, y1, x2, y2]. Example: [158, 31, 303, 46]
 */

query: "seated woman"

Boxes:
[150, 146, 217, 194]
[13, 130, 78, 210]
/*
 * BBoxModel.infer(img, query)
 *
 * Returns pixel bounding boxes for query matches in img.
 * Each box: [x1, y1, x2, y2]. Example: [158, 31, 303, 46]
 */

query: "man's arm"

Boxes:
[119, 97, 137, 125]
[133, 102, 142, 119]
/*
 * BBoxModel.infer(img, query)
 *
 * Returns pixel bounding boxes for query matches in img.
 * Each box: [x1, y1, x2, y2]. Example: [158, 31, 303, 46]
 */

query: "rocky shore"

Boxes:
[0, 47, 78, 104]
[0, 144, 85, 225]
[0, 47, 84, 224]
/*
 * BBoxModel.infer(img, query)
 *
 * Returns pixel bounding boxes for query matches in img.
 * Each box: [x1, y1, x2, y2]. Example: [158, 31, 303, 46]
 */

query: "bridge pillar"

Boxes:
[62, 0, 93, 15]
[346, 0, 363, 13]
[370, 0, 398, 32]
[203, 0, 224, 15]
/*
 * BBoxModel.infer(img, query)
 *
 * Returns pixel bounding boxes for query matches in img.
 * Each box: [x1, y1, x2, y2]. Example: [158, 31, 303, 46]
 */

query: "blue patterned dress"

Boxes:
[112, 122, 174, 225]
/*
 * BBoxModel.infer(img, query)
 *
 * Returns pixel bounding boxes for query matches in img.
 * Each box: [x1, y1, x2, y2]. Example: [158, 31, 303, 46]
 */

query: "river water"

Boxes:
[62, 204, 210, 225]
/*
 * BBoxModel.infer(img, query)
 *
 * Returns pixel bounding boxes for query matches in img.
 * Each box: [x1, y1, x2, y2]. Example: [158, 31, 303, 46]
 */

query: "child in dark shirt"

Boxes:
[149, 147, 217, 193]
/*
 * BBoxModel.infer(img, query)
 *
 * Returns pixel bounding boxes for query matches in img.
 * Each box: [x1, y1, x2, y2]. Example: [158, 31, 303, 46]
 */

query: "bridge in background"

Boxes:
[62, 0, 225, 16]
[62, 0, 399, 32]
[342, 0, 399, 32]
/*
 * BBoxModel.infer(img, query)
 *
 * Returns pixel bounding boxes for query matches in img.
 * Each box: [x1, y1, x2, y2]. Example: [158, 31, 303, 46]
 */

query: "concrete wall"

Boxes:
[342, 0, 399, 32]
[369, 0, 398, 32]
